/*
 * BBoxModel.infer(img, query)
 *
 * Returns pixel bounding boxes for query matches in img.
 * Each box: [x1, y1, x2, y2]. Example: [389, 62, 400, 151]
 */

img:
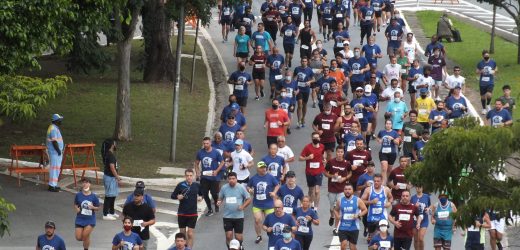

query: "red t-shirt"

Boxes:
[346, 149, 372, 185]
[313, 113, 338, 143]
[388, 166, 408, 200]
[300, 143, 325, 176]
[325, 158, 351, 193]
[265, 108, 289, 137]
[390, 203, 420, 238]
[250, 54, 267, 72]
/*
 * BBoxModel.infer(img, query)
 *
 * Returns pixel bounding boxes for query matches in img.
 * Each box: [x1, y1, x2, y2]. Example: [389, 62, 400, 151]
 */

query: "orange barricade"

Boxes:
[9, 145, 49, 187]
[60, 143, 99, 187]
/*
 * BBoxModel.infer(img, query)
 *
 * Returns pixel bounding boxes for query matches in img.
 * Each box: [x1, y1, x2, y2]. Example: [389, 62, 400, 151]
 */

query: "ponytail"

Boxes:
[101, 138, 115, 163]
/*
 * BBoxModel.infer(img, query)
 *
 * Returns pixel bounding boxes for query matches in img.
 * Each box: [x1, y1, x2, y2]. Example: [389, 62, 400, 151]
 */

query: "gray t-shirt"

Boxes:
[219, 183, 250, 218]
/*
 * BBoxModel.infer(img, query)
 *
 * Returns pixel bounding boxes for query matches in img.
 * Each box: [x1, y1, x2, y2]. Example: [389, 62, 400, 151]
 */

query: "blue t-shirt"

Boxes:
[316, 76, 336, 104]
[411, 193, 431, 224]
[477, 59, 497, 86]
[362, 44, 382, 65]
[414, 140, 427, 161]
[377, 129, 400, 154]
[252, 31, 272, 52]
[320, 2, 334, 21]
[234, 34, 250, 53]
[357, 173, 374, 196]
[74, 191, 100, 226]
[364, 93, 378, 119]
[248, 174, 279, 209]
[37, 234, 66, 250]
[445, 96, 467, 119]
[112, 231, 143, 249]
[262, 154, 286, 181]
[428, 109, 448, 132]
[46, 124, 64, 154]
[365, 70, 384, 84]
[275, 238, 302, 250]
[343, 132, 364, 152]
[332, 4, 347, 20]
[385, 24, 404, 48]
[294, 66, 315, 93]
[408, 66, 423, 81]
[125, 193, 156, 208]
[234, 3, 248, 16]
[348, 57, 369, 83]
[212, 140, 231, 155]
[360, 6, 374, 26]
[234, 112, 247, 128]
[278, 80, 299, 101]
[168, 246, 192, 250]
[219, 122, 242, 142]
[486, 108, 512, 127]
[368, 233, 394, 249]
[261, 2, 271, 13]
[279, 96, 295, 118]
[221, 5, 233, 20]
[341, 0, 352, 12]
[371, 0, 385, 11]
[281, 24, 297, 44]
[289, 3, 303, 18]
[294, 207, 318, 236]
[425, 42, 444, 57]
[332, 30, 350, 49]
[267, 54, 285, 79]
[277, 184, 304, 212]
[386, 101, 409, 129]
[196, 148, 223, 181]
[263, 213, 297, 247]
[228, 71, 251, 97]
[351, 97, 371, 124]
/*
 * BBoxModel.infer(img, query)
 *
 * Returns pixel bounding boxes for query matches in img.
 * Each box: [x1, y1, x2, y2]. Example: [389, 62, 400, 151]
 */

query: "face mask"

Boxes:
[439, 197, 448, 205]
[330, 67, 336, 71]
[317, 43, 323, 49]
[312, 139, 320, 144]
[281, 92, 287, 97]
[324, 110, 331, 115]
[286, 76, 292, 81]
[354, 51, 360, 57]
[380, 226, 388, 232]
[437, 107, 443, 111]
[395, 14, 401, 18]
[421, 94, 427, 98]
[394, 97, 401, 103]
[272, 104, 279, 110]
[239, 66, 245, 71]
[391, 63, 396, 67]
[283, 232, 292, 239]
[484, 56, 490, 60]
[124, 225, 133, 231]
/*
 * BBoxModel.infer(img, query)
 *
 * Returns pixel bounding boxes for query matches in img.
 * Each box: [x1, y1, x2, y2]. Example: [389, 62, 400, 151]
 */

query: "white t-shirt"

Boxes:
[231, 150, 253, 181]
[340, 50, 354, 64]
[403, 41, 418, 63]
[413, 75, 434, 91]
[381, 87, 403, 101]
[445, 75, 465, 90]
[277, 146, 295, 171]
[383, 64, 402, 82]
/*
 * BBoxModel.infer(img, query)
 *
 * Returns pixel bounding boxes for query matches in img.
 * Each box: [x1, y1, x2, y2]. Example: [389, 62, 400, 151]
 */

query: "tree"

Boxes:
[112, 0, 146, 141]
[406, 117, 520, 227]
[0, 195, 15, 238]
[478, 0, 520, 63]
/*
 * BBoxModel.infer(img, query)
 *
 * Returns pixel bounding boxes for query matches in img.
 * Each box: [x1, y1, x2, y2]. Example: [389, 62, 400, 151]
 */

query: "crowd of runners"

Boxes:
[36, 0, 517, 249]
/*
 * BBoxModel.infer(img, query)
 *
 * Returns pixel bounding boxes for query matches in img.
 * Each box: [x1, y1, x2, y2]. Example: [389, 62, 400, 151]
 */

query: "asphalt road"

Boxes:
[194, 1, 466, 250]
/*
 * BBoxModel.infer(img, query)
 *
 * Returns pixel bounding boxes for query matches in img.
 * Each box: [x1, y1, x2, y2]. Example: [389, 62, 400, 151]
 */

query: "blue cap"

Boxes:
[51, 114, 63, 121]
[420, 88, 428, 93]
[231, 103, 240, 110]
[234, 139, 244, 145]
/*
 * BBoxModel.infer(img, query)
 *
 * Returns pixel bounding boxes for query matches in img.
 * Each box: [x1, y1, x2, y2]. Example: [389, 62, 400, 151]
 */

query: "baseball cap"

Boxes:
[133, 188, 144, 196]
[234, 139, 244, 145]
[391, 16, 398, 20]
[51, 114, 63, 122]
[231, 103, 240, 110]
[285, 170, 296, 178]
[356, 87, 364, 91]
[257, 161, 267, 168]
[364, 85, 372, 93]
[420, 88, 428, 93]
[45, 221, 56, 228]
[229, 239, 241, 249]
[379, 219, 389, 226]
[282, 225, 292, 233]
[454, 85, 462, 89]
[343, 41, 350, 46]
[135, 181, 145, 189]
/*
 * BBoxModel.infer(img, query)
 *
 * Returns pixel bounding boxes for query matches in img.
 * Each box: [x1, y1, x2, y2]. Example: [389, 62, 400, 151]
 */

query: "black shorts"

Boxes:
[338, 230, 359, 244]
[479, 84, 494, 96]
[379, 152, 397, 165]
[375, 11, 383, 18]
[408, 81, 416, 93]
[360, 122, 368, 132]
[178, 215, 198, 229]
[220, 18, 231, 25]
[366, 221, 379, 234]
[223, 218, 244, 233]
[384, 4, 393, 12]
[237, 177, 249, 184]
[236, 52, 249, 58]
[434, 238, 452, 249]
[252, 71, 265, 80]
[283, 43, 295, 54]
[236, 96, 248, 107]
[323, 141, 336, 151]
[306, 173, 323, 187]
[297, 91, 310, 103]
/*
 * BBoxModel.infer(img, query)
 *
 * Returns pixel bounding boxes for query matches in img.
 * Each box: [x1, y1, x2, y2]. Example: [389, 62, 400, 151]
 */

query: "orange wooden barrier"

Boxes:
[9, 145, 49, 187]
[60, 143, 99, 187]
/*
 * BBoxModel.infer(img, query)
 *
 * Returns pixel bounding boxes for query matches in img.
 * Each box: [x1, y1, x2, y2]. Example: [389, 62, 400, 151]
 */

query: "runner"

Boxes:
[293, 196, 319, 250]
[220, 1, 233, 42]
[276, 136, 295, 172]
[195, 137, 225, 216]
[265, 98, 290, 146]
[309, 51, 326, 108]
[314, 65, 336, 112]
[237, 6, 255, 38]
[385, 91, 408, 132]
[319, 0, 334, 41]
[36, 221, 66, 250]
[227, 62, 252, 114]
[289, 0, 304, 27]
[324, 80, 349, 119]
[336, 103, 361, 147]
[299, 132, 326, 211]
[402, 33, 419, 64]
[217, 171, 252, 249]
[445, 86, 467, 119]
[498, 85, 516, 118]
[330, 22, 350, 55]
[388, 156, 411, 203]
[342, 122, 364, 152]
[277, 170, 304, 214]
[124, 181, 157, 213]
[252, 23, 275, 55]
[324, 146, 351, 233]
[101, 138, 120, 220]
[339, 43, 354, 63]
[351, 86, 375, 147]
[248, 161, 280, 244]
[413, 131, 430, 162]
[376, 120, 400, 181]
[280, 16, 298, 68]
[263, 143, 287, 182]
[380, 78, 403, 102]
[368, 219, 394, 249]
[488, 208, 506, 250]
[263, 199, 297, 249]
[411, 185, 432, 250]
[297, 20, 317, 60]
[262, 4, 281, 44]
[167, 233, 191, 250]
[332, 0, 348, 32]
[371, 0, 385, 32]
[231, 139, 254, 186]
[431, 194, 457, 250]
[427, 47, 447, 100]
[359, 3, 375, 45]
[219, 114, 242, 143]
[313, 39, 329, 59]
[327, 62, 347, 100]
[356, 161, 375, 238]
[424, 35, 446, 57]
[171, 169, 202, 248]
[294, 57, 316, 128]
[429, 101, 448, 133]
[444, 66, 465, 96]
[364, 84, 379, 144]
[416, 88, 436, 129]
[476, 50, 497, 115]
[401, 110, 424, 160]
[74, 178, 100, 250]
[384, 17, 404, 56]
[313, 102, 340, 160]
[334, 183, 368, 250]
[406, 59, 422, 110]
[250, 45, 268, 100]
[464, 211, 491, 250]
[486, 99, 513, 127]
[388, 190, 422, 250]
[46, 113, 64, 192]
[111, 216, 144, 250]
[361, 36, 383, 66]
[361, 173, 393, 242]
[346, 138, 372, 191]
[275, 225, 303, 250]
[397, 48, 410, 91]
[302, 0, 314, 21]
[278, 70, 299, 103]
[267, 47, 285, 99]
[348, 47, 370, 93]
[383, 56, 402, 89]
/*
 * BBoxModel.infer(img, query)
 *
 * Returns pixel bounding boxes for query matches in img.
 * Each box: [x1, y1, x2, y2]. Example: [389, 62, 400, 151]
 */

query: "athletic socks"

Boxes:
[481, 99, 486, 109]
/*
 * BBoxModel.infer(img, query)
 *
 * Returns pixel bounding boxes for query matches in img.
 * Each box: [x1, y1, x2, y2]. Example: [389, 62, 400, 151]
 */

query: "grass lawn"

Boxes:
[416, 11, 519, 118]
[0, 39, 209, 178]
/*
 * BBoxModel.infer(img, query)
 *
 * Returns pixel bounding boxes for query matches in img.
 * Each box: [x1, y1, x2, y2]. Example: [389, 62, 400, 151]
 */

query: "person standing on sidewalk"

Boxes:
[74, 178, 100, 250]
[171, 169, 202, 248]
[217, 171, 252, 249]
[36, 221, 66, 250]
[265, 99, 290, 147]
[46, 113, 64, 192]
[195, 137, 225, 217]
[101, 138, 121, 221]
[299, 132, 326, 212]
[476, 50, 498, 115]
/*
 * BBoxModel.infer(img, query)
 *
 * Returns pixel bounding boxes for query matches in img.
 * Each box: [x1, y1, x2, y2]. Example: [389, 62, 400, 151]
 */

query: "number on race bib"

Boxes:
[202, 170, 213, 176]
[226, 197, 237, 204]
[81, 208, 92, 216]
[310, 162, 320, 168]
[382, 147, 391, 153]
[283, 207, 293, 214]
[256, 194, 267, 200]
[322, 123, 331, 130]
[399, 213, 411, 221]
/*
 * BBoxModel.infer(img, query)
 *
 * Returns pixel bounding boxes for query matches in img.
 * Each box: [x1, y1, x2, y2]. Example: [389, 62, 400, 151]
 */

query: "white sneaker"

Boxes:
[110, 213, 119, 219]
[481, 109, 487, 115]
[487, 105, 492, 111]
[103, 215, 117, 221]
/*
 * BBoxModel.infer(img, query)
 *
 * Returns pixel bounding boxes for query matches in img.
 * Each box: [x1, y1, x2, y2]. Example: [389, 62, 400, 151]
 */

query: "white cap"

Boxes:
[229, 239, 241, 249]
[379, 219, 389, 226]
[364, 84, 372, 93]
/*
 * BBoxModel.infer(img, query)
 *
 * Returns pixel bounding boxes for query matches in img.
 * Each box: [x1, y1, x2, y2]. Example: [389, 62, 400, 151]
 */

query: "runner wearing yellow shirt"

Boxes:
[415, 88, 436, 129]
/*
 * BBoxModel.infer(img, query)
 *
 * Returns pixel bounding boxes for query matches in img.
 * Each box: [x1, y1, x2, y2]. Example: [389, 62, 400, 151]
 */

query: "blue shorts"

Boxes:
[415, 216, 429, 228]
[360, 122, 368, 132]
[306, 173, 323, 187]
[479, 84, 494, 96]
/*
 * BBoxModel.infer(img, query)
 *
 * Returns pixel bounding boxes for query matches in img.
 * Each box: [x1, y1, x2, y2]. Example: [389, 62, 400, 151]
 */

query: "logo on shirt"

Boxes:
[297, 72, 306, 82]
[122, 241, 135, 250]
[492, 115, 503, 125]
[42, 246, 56, 250]
[256, 181, 267, 194]
[283, 195, 295, 207]
[273, 222, 285, 236]
[224, 131, 235, 142]
[81, 200, 92, 210]
[237, 76, 247, 85]
[268, 162, 280, 176]
[202, 157, 212, 169]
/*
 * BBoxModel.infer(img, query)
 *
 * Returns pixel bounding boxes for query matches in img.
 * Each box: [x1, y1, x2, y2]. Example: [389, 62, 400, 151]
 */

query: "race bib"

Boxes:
[226, 197, 237, 204]
[256, 194, 267, 200]
[310, 162, 320, 168]
[322, 123, 331, 130]
[336, 13, 343, 18]
[305, 0, 312, 2]
[397, 182, 407, 189]
[336, 42, 344, 47]
[243, 17, 251, 23]
[353, 69, 360, 74]
[435, 115, 443, 121]
[331, 176, 340, 182]
[372, 207, 383, 214]
[298, 81, 307, 87]
[285, 29, 293, 36]
[374, 6, 381, 11]
[202, 170, 213, 176]
[283, 207, 293, 214]
[399, 213, 411, 221]
[481, 76, 490, 82]
[391, 35, 397, 41]
[355, 113, 363, 119]
[400, 68, 406, 73]
[223, 10, 230, 15]
[365, 16, 372, 21]
[275, 75, 283, 80]
[353, 160, 363, 166]
[438, 211, 450, 219]
[81, 208, 92, 216]
[234, 85, 244, 91]
[418, 109, 427, 115]
[403, 136, 411, 142]
[292, 7, 300, 15]
[133, 220, 144, 227]
[343, 213, 355, 220]
[255, 64, 263, 69]
[382, 147, 391, 153]
[270, 122, 280, 128]
[301, 44, 309, 50]
[312, 68, 321, 74]
[298, 225, 310, 233]
[269, 247, 275, 250]
[320, 95, 324, 100]
[380, 241, 391, 248]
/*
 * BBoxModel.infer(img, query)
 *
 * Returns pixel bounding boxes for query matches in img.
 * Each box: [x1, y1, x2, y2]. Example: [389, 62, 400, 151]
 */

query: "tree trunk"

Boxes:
[142, 0, 175, 82]
[114, 38, 133, 141]
[517, 21, 520, 64]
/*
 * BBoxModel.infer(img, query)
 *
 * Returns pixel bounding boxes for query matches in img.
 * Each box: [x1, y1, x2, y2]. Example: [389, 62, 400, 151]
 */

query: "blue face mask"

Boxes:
[283, 232, 292, 239]
[439, 197, 448, 205]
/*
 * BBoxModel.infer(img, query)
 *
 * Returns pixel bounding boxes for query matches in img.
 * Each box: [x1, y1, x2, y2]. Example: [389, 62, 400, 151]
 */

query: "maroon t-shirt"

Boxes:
[340, 115, 358, 136]
[390, 203, 420, 238]
[388, 166, 407, 200]
[250, 54, 267, 72]
[325, 158, 351, 193]
[346, 149, 372, 186]
[313, 113, 339, 143]
[301, 143, 325, 176]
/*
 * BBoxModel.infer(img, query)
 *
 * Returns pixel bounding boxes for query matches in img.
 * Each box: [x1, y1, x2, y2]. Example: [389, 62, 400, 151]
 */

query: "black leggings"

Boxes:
[266, 25, 278, 42]
[201, 178, 219, 211]
[304, 8, 313, 21]
[360, 24, 373, 44]
[295, 234, 313, 250]
[103, 196, 115, 216]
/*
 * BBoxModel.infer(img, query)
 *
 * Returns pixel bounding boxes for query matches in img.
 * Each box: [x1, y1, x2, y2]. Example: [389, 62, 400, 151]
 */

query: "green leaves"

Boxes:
[0, 195, 15, 238]
[0, 75, 70, 121]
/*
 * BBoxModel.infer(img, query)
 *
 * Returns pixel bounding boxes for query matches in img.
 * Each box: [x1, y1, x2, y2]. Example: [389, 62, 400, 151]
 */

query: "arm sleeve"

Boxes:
[112, 234, 120, 246]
